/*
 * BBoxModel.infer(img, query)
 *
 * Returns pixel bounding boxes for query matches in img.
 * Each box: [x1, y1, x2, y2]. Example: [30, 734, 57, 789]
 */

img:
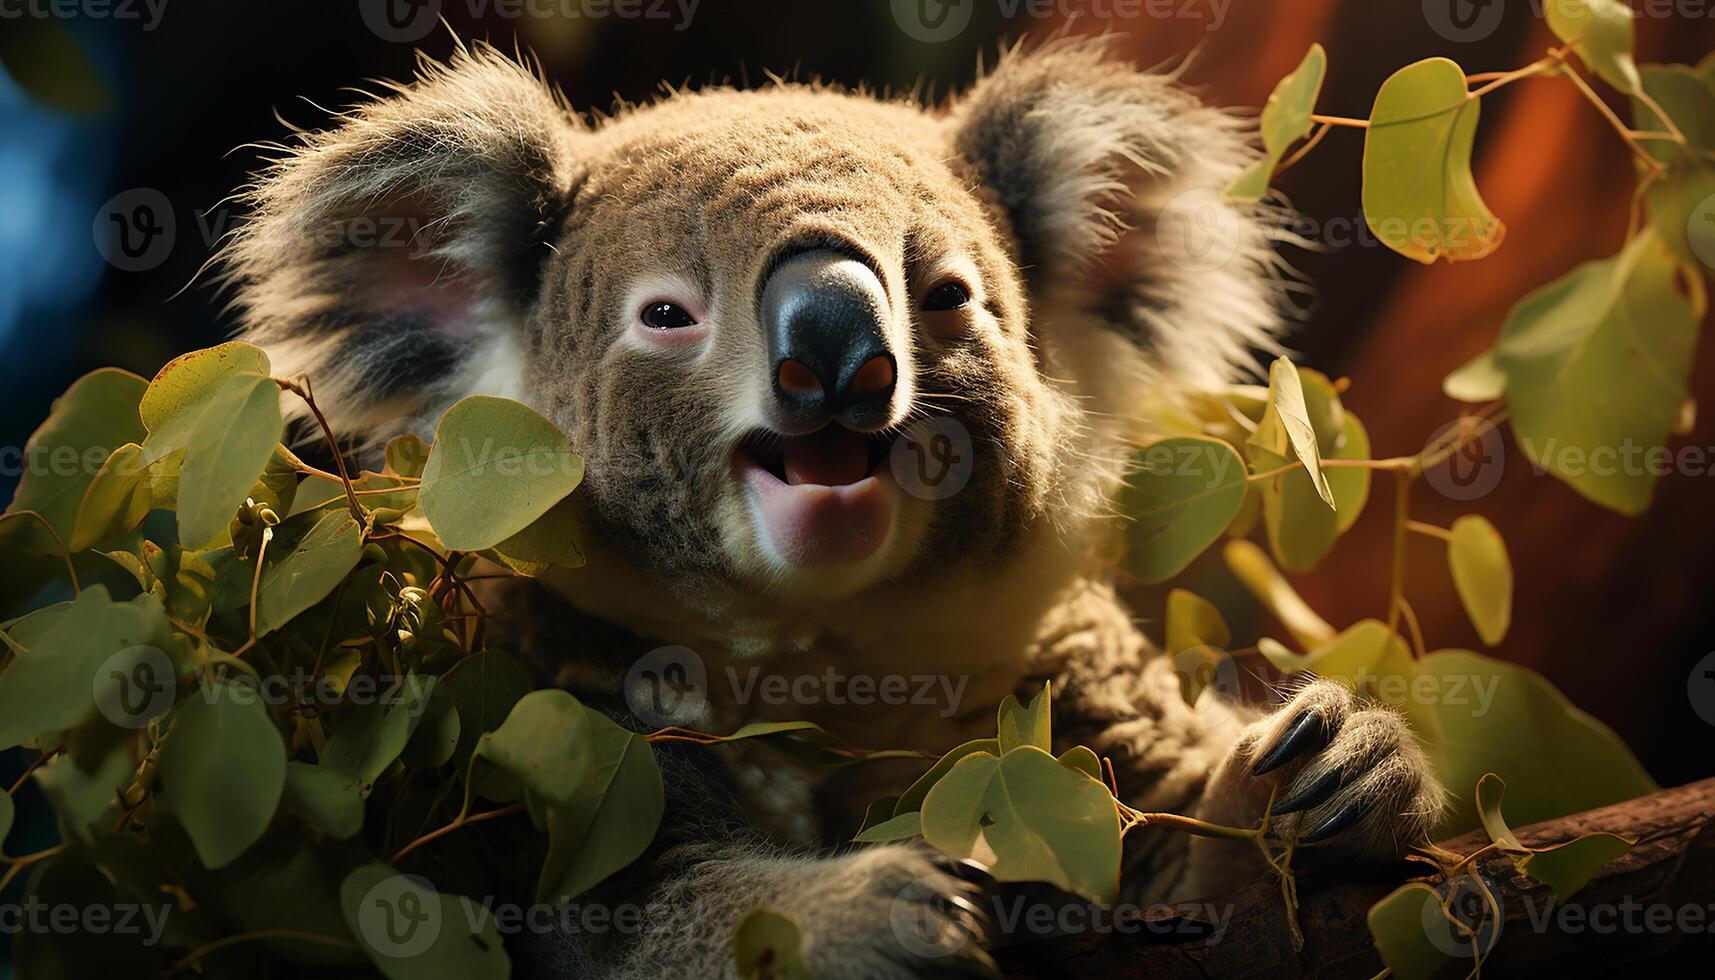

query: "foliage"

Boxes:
[0, 4, 1702, 975]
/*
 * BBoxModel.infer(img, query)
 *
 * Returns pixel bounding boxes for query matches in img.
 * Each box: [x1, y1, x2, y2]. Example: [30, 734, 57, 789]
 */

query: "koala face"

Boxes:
[226, 40, 1282, 636]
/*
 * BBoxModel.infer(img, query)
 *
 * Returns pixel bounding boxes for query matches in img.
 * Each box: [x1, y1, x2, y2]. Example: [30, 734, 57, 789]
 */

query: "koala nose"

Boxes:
[761, 251, 897, 432]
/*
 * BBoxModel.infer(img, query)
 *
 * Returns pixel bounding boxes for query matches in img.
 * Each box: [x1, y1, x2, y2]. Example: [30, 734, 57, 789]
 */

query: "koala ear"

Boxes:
[221, 44, 579, 441]
[949, 37, 1286, 399]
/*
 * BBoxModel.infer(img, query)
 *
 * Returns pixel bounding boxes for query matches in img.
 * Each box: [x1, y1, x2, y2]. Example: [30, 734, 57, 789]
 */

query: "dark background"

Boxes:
[3, 1, 1714, 953]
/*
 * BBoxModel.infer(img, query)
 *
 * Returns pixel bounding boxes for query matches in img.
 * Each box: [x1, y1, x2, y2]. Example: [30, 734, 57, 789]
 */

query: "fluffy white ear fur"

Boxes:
[948, 36, 1291, 425]
[219, 43, 580, 443]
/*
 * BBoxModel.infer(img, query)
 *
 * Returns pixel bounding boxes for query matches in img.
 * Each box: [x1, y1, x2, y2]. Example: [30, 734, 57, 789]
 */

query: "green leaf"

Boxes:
[340, 864, 510, 980]
[33, 750, 134, 845]
[1119, 436, 1248, 583]
[1249, 357, 1334, 509]
[322, 674, 437, 785]
[0, 586, 166, 750]
[1547, 0, 1641, 94]
[1473, 772, 1633, 900]
[3, 368, 148, 553]
[282, 762, 365, 839]
[997, 684, 1051, 754]
[210, 845, 366, 967]
[488, 495, 586, 574]
[384, 433, 432, 479]
[1057, 745, 1103, 782]
[1227, 44, 1326, 203]
[1443, 348, 1508, 403]
[1366, 882, 1466, 980]
[921, 746, 1120, 905]
[254, 510, 366, 635]
[894, 738, 1000, 817]
[1494, 231, 1698, 515]
[1249, 366, 1365, 570]
[431, 650, 535, 765]
[854, 809, 923, 843]
[733, 908, 813, 980]
[175, 374, 284, 548]
[1519, 832, 1634, 901]
[536, 709, 664, 903]
[1631, 64, 1715, 267]
[1474, 772, 1526, 852]
[477, 689, 594, 805]
[418, 395, 584, 551]
[1423, 649, 1657, 838]
[403, 705, 462, 768]
[156, 678, 287, 869]
[72, 443, 158, 551]
[1362, 57, 1504, 263]
[1165, 589, 1230, 655]
[1448, 515, 1512, 645]
[1222, 539, 1337, 650]
[140, 341, 272, 434]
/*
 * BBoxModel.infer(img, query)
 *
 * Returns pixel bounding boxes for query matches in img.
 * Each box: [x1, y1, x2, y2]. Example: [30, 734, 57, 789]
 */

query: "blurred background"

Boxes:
[3, 0, 1714, 934]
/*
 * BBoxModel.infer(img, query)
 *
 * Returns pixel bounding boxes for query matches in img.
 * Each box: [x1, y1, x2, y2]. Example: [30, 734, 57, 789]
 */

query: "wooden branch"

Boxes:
[997, 778, 1715, 978]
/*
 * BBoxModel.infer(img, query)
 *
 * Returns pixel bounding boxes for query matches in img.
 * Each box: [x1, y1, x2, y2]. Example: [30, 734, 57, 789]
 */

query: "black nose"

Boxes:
[761, 251, 896, 432]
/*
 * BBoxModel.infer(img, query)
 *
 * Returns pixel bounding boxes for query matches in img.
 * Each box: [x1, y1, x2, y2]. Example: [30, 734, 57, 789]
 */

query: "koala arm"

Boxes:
[1025, 579, 1445, 904]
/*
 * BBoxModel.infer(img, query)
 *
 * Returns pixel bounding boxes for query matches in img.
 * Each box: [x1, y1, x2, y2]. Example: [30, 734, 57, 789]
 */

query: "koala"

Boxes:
[220, 37, 1446, 980]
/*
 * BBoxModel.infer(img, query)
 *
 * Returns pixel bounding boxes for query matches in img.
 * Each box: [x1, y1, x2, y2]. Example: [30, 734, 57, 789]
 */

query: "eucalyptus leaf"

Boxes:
[283, 761, 366, 839]
[920, 746, 1120, 905]
[1362, 57, 1503, 263]
[1448, 515, 1512, 646]
[1227, 44, 1326, 203]
[322, 673, 437, 785]
[1546, 0, 1641, 94]
[3, 368, 148, 553]
[733, 908, 813, 980]
[1119, 436, 1248, 583]
[340, 863, 510, 980]
[156, 678, 287, 869]
[175, 373, 284, 549]
[418, 396, 585, 551]
[996, 684, 1051, 754]
[536, 709, 665, 903]
[255, 509, 366, 635]
[478, 689, 594, 805]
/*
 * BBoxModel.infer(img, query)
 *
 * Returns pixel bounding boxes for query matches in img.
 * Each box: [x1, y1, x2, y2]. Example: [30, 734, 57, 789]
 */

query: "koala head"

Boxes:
[224, 39, 1283, 643]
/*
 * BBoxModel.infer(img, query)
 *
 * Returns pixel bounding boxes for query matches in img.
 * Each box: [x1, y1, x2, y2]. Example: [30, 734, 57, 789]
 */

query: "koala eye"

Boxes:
[921, 280, 972, 312]
[639, 301, 699, 330]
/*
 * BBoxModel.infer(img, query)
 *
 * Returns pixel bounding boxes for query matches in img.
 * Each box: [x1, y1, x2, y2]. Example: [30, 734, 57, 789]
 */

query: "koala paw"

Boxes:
[785, 843, 997, 980]
[1204, 678, 1446, 859]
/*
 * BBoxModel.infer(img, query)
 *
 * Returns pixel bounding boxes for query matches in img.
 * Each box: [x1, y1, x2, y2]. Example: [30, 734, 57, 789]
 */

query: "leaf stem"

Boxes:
[1308, 113, 1368, 129]
[274, 375, 367, 527]
[5, 747, 60, 796]
[1559, 64, 1669, 174]
[390, 802, 523, 864]
[1405, 520, 1453, 542]
[1386, 471, 1411, 636]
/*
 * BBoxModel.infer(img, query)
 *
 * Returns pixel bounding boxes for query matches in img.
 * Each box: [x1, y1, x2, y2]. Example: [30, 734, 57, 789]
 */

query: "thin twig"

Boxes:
[389, 802, 523, 864]
[0, 511, 80, 593]
[274, 375, 367, 526]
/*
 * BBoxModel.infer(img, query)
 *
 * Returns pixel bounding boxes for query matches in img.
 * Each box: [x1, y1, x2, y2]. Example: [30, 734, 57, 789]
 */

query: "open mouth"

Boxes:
[734, 425, 899, 567]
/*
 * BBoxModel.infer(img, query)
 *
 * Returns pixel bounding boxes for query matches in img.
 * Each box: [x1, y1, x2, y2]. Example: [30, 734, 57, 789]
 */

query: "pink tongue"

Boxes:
[783, 428, 870, 486]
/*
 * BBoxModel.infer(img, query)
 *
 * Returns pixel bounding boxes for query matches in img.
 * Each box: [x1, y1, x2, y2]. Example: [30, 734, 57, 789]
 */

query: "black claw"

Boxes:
[1301, 797, 1374, 843]
[1251, 710, 1326, 776]
[1271, 767, 1344, 815]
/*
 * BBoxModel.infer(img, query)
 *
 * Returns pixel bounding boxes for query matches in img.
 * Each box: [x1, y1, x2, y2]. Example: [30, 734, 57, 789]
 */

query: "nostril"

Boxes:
[777, 359, 823, 394]
[848, 355, 894, 398]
